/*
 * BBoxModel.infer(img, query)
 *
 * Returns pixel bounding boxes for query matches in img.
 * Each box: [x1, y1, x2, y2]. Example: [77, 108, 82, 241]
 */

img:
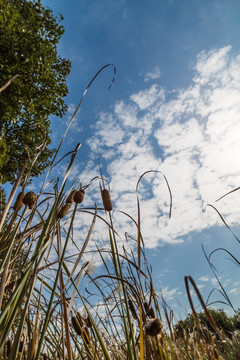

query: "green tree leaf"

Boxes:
[0, 0, 71, 183]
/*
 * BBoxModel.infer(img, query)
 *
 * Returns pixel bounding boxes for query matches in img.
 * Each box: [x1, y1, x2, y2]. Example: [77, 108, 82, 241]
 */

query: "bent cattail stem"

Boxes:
[57, 202, 72, 219]
[71, 316, 82, 336]
[145, 318, 162, 337]
[66, 190, 77, 204]
[74, 189, 85, 204]
[23, 191, 37, 209]
[101, 188, 113, 212]
[13, 191, 25, 211]
[128, 299, 138, 320]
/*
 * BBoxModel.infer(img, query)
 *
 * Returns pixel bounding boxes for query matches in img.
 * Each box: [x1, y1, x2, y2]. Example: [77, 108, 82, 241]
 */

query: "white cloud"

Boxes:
[130, 84, 165, 110]
[193, 46, 232, 85]
[79, 46, 240, 248]
[229, 288, 239, 294]
[160, 286, 179, 301]
[144, 66, 161, 82]
[199, 276, 210, 282]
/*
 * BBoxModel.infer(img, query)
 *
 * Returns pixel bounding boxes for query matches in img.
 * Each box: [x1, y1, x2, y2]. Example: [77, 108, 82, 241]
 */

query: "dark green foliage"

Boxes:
[174, 309, 235, 338]
[231, 309, 240, 330]
[0, 0, 71, 183]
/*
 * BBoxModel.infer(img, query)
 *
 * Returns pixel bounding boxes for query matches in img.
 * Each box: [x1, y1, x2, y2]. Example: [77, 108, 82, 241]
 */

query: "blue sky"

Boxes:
[37, 0, 240, 318]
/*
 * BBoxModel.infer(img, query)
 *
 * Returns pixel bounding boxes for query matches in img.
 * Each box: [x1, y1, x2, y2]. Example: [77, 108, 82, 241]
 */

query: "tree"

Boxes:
[174, 309, 235, 339]
[0, 0, 71, 183]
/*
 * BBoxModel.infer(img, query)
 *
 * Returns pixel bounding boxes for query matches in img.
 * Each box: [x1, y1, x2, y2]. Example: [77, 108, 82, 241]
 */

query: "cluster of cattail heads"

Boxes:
[57, 188, 85, 219]
[13, 191, 37, 211]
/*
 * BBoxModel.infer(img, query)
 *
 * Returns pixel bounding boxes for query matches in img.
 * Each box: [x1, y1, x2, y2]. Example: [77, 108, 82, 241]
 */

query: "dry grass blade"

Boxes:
[209, 247, 240, 267]
[216, 186, 240, 202]
[202, 244, 236, 311]
[0, 74, 19, 93]
[204, 203, 240, 243]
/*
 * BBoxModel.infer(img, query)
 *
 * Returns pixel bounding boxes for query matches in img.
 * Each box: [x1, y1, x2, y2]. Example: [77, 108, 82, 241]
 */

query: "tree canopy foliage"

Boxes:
[174, 308, 240, 339]
[0, 0, 71, 183]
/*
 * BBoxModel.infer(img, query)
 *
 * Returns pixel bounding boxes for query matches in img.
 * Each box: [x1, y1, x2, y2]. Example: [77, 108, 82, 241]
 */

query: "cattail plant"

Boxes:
[57, 202, 72, 219]
[101, 188, 113, 212]
[128, 299, 138, 321]
[148, 307, 156, 319]
[66, 189, 78, 204]
[145, 318, 162, 337]
[13, 191, 25, 211]
[6, 339, 12, 357]
[23, 191, 37, 209]
[74, 189, 85, 204]
[19, 340, 24, 353]
[71, 316, 82, 336]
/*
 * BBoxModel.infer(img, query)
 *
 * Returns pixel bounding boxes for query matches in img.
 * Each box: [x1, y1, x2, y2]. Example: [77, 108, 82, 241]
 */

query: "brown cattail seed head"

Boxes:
[101, 188, 113, 212]
[66, 190, 77, 204]
[23, 191, 37, 209]
[7, 339, 12, 356]
[57, 202, 72, 219]
[71, 316, 82, 336]
[144, 301, 150, 314]
[85, 316, 92, 328]
[148, 307, 156, 319]
[19, 341, 24, 352]
[128, 299, 138, 320]
[76, 312, 84, 327]
[13, 191, 25, 211]
[145, 318, 162, 337]
[74, 189, 85, 204]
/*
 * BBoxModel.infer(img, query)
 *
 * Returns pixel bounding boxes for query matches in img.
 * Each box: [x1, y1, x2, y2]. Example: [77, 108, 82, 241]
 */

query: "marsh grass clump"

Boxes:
[1, 154, 240, 360]
[1, 66, 240, 359]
